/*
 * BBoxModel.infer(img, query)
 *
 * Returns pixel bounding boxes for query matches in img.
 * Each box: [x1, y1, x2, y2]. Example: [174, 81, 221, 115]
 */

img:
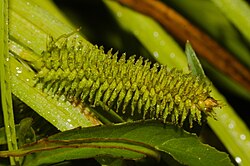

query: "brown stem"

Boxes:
[118, 0, 250, 92]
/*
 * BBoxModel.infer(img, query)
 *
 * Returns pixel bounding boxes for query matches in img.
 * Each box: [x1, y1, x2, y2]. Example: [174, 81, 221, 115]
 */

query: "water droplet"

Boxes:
[16, 67, 22, 74]
[27, 40, 31, 44]
[235, 157, 241, 164]
[117, 11, 122, 17]
[59, 95, 66, 102]
[170, 52, 175, 58]
[34, 29, 40, 33]
[240, 134, 246, 140]
[153, 51, 159, 58]
[6, 57, 9, 61]
[153, 31, 159, 37]
[160, 40, 165, 46]
[26, 2, 30, 5]
[57, 102, 62, 106]
[228, 121, 235, 129]
[65, 122, 74, 129]
[26, 78, 30, 82]
[221, 113, 228, 120]
[67, 119, 71, 122]
[15, 67, 22, 76]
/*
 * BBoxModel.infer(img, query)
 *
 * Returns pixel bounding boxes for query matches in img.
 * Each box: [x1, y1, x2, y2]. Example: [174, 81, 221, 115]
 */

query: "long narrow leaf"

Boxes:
[211, 0, 250, 43]
[0, 121, 233, 166]
[0, 0, 19, 164]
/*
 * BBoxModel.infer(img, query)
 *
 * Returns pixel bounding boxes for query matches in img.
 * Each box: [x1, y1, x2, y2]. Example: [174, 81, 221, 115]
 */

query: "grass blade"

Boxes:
[211, 0, 250, 43]
[0, 0, 19, 164]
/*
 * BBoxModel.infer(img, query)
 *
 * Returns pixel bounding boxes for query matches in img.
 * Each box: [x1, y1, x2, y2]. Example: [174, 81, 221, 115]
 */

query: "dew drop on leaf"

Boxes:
[235, 157, 242, 164]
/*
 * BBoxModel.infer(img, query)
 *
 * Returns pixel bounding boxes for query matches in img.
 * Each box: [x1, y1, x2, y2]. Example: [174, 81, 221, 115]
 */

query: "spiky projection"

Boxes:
[35, 36, 218, 127]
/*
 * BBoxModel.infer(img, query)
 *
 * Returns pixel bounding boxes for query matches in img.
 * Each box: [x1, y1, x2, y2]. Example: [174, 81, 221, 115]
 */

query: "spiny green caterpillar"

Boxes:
[35, 35, 218, 127]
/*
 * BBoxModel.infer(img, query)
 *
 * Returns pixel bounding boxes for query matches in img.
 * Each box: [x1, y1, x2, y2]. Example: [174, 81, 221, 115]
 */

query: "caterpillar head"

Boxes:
[198, 97, 219, 117]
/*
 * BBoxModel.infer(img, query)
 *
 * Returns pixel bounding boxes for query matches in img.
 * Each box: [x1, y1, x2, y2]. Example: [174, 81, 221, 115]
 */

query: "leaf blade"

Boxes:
[185, 41, 206, 79]
[0, 121, 233, 166]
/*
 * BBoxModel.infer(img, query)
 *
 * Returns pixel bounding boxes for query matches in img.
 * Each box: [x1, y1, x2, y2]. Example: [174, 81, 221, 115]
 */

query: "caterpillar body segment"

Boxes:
[35, 37, 218, 127]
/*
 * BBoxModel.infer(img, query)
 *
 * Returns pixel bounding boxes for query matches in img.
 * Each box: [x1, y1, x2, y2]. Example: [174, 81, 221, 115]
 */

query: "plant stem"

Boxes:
[0, 0, 19, 164]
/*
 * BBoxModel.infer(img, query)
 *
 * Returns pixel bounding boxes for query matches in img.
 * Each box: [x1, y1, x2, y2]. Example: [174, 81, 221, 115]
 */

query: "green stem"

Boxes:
[208, 89, 250, 165]
[0, 0, 19, 165]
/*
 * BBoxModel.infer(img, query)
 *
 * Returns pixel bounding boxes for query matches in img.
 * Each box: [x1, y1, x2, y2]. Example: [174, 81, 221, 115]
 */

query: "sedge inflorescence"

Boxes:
[35, 36, 217, 127]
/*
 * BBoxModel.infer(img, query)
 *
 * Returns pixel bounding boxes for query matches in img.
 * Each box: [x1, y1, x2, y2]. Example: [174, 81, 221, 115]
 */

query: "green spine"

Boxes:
[35, 37, 217, 127]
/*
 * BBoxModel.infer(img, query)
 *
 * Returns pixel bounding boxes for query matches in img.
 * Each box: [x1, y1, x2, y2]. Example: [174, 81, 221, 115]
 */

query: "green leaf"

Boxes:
[9, 55, 96, 131]
[0, 121, 233, 166]
[104, 0, 188, 70]
[17, 118, 36, 148]
[0, 118, 35, 146]
[0, 0, 19, 164]
[211, 0, 250, 43]
[185, 41, 206, 79]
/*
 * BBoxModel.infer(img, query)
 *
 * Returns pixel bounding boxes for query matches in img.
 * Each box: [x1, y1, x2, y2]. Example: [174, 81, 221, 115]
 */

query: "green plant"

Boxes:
[1, 0, 249, 165]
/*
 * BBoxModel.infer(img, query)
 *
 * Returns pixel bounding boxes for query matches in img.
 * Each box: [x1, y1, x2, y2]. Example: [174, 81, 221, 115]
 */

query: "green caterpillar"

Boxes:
[35, 36, 218, 127]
